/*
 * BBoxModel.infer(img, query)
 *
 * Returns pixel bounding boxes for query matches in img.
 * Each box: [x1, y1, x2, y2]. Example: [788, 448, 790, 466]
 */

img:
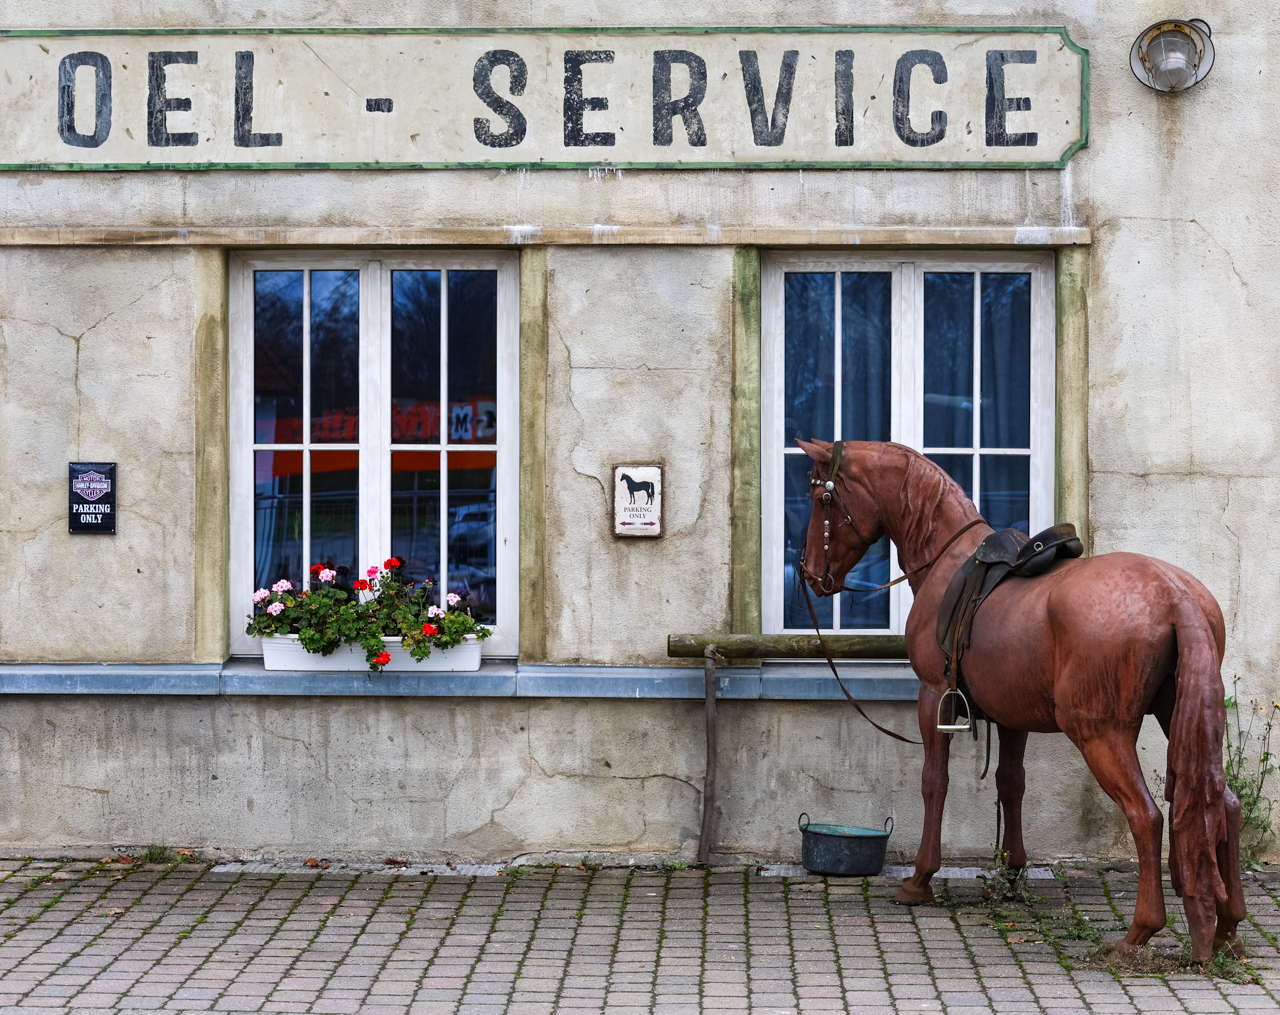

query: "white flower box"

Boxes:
[260, 633, 481, 672]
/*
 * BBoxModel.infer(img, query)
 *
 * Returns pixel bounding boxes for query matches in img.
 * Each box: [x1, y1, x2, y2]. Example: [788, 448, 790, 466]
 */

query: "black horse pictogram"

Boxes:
[619, 473, 655, 505]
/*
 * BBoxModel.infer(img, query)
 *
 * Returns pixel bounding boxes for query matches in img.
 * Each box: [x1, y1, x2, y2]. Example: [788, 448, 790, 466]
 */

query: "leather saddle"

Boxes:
[936, 522, 1084, 692]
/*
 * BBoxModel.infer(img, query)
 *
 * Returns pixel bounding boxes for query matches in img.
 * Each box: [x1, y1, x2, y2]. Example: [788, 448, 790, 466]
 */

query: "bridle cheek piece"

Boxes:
[802, 467, 864, 596]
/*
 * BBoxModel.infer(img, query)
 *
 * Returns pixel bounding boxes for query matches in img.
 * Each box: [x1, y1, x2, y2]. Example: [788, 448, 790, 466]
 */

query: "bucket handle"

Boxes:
[884, 816, 894, 835]
[798, 813, 810, 832]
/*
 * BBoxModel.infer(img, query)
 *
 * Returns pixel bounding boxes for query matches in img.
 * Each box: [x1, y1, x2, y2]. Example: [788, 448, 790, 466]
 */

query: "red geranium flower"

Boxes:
[353, 579, 370, 591]
[384, 557, 401, 569]
[421, 623, 438, 636]
[310, 564, 321, 575]
[373, 651, 391, 666]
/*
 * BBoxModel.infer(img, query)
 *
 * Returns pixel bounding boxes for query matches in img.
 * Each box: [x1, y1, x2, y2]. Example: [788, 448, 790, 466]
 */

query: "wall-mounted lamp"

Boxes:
[1131, 19, 1215, 92]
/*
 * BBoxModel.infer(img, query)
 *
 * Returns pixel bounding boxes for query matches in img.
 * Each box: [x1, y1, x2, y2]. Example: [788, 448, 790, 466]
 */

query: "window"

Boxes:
[761, 252, 1054, 636]
[229, 252, 519, 656]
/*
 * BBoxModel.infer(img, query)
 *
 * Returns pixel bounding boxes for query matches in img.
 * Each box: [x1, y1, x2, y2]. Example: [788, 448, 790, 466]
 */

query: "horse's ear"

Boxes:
[795, 438, 833, 465]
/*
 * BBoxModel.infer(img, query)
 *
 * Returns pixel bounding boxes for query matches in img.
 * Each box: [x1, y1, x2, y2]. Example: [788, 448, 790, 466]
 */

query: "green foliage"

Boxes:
[141, 845, 173, 864]
[245, 558, 491, 671]
[1223, 677, 1279, 866]
[985, 845, 1033, 905]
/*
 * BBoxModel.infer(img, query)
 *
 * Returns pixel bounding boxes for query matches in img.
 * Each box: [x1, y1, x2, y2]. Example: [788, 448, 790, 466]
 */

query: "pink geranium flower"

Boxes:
[367, 566, 379, 579]
[446, 593, 461, 606]
[427, 605, 444, 618]
[266, 602, 284, 616]
[271, 579, 292, 593]
[252, 588, 271, 604]
[318, 568, 336, 583]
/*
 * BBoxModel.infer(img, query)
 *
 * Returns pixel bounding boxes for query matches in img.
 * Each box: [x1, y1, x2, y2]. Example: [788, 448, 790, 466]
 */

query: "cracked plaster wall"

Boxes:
[0, 248, 198, 662]
[0, 0, 1275, 857]
[0, 696, 1131, 860]
[543, 246, 732, 663]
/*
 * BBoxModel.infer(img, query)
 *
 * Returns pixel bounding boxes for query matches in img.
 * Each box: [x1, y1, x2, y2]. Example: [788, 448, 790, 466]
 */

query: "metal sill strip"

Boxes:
[0, 660, 919, 700]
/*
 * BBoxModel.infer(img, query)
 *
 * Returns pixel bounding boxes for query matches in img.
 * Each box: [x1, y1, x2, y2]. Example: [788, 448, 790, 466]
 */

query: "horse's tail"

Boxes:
[1167, 595, 1227, 909]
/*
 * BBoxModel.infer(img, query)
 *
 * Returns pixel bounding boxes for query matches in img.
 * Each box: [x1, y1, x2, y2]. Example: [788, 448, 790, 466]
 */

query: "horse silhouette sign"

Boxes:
[614, 465, 662, 537]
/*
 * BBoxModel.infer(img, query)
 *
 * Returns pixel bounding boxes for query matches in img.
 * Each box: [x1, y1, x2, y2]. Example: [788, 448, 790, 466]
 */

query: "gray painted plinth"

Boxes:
[0, 660, 919, 700]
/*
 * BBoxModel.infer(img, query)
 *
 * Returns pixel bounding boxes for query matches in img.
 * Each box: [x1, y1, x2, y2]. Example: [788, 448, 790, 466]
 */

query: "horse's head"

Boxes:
[795, 439, 885, 596]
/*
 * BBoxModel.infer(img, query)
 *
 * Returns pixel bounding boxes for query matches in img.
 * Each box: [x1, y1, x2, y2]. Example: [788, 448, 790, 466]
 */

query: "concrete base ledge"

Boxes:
[0, 660, 919, 700]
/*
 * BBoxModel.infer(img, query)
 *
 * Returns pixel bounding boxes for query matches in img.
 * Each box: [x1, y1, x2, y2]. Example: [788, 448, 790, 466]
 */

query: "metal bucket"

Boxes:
[798, 813, 894, 876]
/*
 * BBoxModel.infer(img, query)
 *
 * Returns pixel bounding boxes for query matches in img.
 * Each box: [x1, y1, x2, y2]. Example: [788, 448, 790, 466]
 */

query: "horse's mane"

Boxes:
[893, 446, 980, 570]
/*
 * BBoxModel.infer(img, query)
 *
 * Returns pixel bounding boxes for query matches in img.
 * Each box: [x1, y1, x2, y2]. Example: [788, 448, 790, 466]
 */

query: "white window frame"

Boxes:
[761, 250, 1055, 636]
[229, 249, 520, 657]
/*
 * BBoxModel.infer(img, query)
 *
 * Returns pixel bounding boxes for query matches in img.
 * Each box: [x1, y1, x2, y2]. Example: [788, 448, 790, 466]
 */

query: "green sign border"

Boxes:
[0, 25, 1089, 172]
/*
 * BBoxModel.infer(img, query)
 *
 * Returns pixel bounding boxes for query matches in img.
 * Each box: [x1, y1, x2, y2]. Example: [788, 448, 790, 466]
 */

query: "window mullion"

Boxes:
[301, 269, 312, 575]
[439, 268, 449, 605]
[971, 270, 982, 515]
[832, 272, 842, 632]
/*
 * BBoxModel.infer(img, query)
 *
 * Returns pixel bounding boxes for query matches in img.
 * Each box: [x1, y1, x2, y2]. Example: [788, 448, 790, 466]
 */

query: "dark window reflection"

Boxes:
[311, 271, 360, 443]
[841, 272, 892, 444]
[981, 455, 1030, 533]
[254, 272, 303, 444]
[980, 273, 1031, 449]
[927, 454, 974, 501]
[392, 271, 441, 444]
[784, 273, 834, 446]
[447, 271, 498, 445]
[924, 273, 974, 448]
[391, 451, 441, 600]
[448, 452, 497, 623]
[783, 454, 830, 629]
[311, 450, 358, 574]
[254, 450, 303, 590]
[841, 535, 890, 629]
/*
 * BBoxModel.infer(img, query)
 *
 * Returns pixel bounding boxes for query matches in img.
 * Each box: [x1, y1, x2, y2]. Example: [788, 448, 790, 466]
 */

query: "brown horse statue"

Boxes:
[795, 438, 1245, 962]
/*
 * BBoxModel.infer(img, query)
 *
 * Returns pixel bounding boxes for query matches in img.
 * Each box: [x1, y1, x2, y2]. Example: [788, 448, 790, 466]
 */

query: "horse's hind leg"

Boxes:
[896, 681, 951, 905]
[1214, 786, 1247, 957]
[995, 726, 1029, 870]
[1070, 728, 1167, 952]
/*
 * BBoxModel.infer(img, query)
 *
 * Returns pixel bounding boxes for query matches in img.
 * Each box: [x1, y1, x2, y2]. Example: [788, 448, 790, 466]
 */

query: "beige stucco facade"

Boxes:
[0, 0, 1275, 862]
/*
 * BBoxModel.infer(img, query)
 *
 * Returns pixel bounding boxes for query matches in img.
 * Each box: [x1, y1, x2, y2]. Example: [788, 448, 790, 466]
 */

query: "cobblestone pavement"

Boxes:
[0, 857, 1277, 1014]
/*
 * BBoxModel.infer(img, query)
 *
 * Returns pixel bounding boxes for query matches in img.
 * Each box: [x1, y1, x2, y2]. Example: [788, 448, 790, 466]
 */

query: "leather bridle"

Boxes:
[799, 440, 983, 597]
[794, 441, 985, 747]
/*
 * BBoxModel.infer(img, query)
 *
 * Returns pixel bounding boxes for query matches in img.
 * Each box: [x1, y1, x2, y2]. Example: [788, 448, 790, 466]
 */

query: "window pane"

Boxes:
[924, 273, 974, 448]
[841, 535, 890, 629]
[254, 271, 303, 444]
[841, 272, 892, 443]
[311, 450, 358, 575]
[981, 455, 1030, 534]
[448, 451, 497, 624]
[254, 450, 303, 591]
[784, 273, 835, 446]
[392, 271, 441, 444]
[981, 273, 1031, 449]
[927, 453, 973, 502]
[783, 454, 830, 628]
[311, 270, 360, 443]
[447, 271, 498, 445]
[391, 451, 441, 599]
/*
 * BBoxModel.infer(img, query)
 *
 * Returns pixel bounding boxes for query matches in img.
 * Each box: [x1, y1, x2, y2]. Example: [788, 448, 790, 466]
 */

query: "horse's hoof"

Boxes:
[894, 881, 935, 905]
[1213, 931, 1245, 959]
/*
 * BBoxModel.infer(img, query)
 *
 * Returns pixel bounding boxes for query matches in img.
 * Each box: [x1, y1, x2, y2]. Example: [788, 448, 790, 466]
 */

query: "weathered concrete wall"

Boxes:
[544, 246, 733, 664]
[0, 0, 1275, 859]
[0, 695, 1133, 862]
[0, 249, 201, 663]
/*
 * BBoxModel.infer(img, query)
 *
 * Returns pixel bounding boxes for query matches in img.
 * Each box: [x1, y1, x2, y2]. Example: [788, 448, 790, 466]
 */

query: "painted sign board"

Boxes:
[69, 462, 116, 534]
[614, 465, 662, 537]
[0, 28, 1087, 170]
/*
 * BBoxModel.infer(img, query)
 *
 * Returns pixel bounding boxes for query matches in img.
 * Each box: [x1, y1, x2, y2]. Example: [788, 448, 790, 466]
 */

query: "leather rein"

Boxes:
[795, 440, 985, 746]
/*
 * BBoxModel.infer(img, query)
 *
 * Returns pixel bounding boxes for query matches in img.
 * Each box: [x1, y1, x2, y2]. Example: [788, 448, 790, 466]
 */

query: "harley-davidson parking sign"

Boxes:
[69, 462, 116, 534]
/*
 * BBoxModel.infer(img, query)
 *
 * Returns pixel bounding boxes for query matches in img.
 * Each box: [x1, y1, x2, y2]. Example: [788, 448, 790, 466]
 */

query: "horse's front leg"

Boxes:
[896, 681, 951, 905]
[995, 725, 1029, 870]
